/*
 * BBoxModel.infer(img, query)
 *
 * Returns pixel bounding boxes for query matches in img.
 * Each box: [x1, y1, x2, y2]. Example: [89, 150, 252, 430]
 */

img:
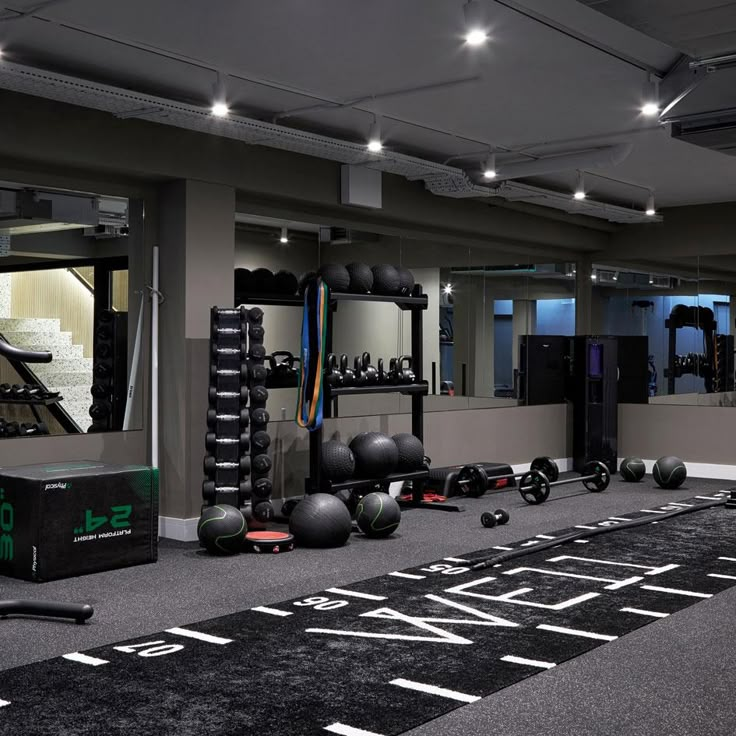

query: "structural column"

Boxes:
[575, 254, 593, 335]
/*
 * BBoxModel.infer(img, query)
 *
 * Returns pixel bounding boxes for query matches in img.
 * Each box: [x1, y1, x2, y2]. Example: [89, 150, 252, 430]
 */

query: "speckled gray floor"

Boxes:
[1, 476, 735, 735]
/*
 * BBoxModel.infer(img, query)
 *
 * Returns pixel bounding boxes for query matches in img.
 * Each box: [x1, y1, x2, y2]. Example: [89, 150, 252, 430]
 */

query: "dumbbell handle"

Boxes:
[527, 468, 606, 490]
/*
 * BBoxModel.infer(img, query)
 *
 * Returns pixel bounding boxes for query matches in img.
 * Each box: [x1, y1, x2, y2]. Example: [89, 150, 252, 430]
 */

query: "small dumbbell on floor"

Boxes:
[480, 509, 510, 528]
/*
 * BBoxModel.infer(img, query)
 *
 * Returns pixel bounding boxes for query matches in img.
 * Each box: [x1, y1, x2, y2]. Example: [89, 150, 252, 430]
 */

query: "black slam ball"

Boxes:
[349, 432, 399, 478]
[620, 457, 646, 482]
[355, 492, 402, 538]
[371, 264, 401, 295]
[318, 263, 351, 292]
[234, 268, 252, 302]
[298, 271, 318, 295]
[321, 440, 356, 483]
[396, 267, 415, 296]
[197, 505, 247, 555]
[653, 456, 687, 489]
[346, 262, 374, 293]
[273, 269, 299, 295]
[392, 433, 425, 472]
[288, 493, 353, 548]
[250, 268, 275, 294]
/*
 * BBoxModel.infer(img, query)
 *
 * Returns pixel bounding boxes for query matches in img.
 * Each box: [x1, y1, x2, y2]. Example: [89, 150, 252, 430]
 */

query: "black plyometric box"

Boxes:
[0, 461, 158, 582]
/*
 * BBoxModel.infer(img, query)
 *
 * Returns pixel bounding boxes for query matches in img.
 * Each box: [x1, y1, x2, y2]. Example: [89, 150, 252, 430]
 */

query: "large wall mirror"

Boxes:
[234, 210, 576, 419]
[0, 183, 142, 438]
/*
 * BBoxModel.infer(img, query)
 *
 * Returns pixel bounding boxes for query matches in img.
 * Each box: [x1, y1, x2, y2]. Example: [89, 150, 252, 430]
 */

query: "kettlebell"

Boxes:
[377, 358, 386, 384]
[398, 355, 416, 384]
[325, 353, 342, 388]
[362, 352, 378, 385]
[340, 354, 355, 386]
[268, 351, 298, 388]
[388, 357, 400, 385]
[354, 355, 368, 386]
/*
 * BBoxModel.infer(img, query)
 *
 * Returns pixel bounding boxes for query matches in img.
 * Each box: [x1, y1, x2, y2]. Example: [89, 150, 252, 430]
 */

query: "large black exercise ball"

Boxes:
[349, 432, 399, 478]
[298, 271, 318, 295]
[346, 262, 374, 293]
[288, 493, 352, 548]
[321, 440, 356, 483]
[273, 269, 298, 295]
[392, 433, 425, 471]
[355, 492, 402, 538]
[197, 505, 247, 555]
[396, 267, 415, 296]
[234, 268, 252, 301]
[653, 456, 687, 489]
[371, 264, 401, 295]
[620, 456, 646, 482]
[250, 268, 275, 294]
[318, 263, 350, 292]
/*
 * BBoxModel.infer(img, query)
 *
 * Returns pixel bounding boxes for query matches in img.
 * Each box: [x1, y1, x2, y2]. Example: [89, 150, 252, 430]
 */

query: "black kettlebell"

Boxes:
[268, 351, 298, 388]
[340, 354, 355, 386]
[362, 352, 378, 385]
[377, 358, 386, 384]
[325, 353, 342, 388]
[398, 355, 416, 384]
[354, 355, 368, 386]
[388, 357, 400, 385]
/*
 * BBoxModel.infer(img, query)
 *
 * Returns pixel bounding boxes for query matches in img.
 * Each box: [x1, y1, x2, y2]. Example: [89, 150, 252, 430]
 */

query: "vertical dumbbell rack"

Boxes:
[237, 286, 459, 511]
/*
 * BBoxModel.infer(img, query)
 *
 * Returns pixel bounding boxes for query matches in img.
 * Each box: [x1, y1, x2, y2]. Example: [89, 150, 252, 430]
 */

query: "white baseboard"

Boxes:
[159, 516, 199, 542]
[619, 457, 736, 482]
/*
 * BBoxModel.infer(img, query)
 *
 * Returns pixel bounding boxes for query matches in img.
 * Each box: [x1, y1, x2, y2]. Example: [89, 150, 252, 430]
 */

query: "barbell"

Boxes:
[445, 456, 560, 498]
[518, 460, 610, 505]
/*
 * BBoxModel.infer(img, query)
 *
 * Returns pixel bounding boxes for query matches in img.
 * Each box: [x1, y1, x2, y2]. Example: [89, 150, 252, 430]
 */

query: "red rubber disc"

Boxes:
[245, 531, 295, 554]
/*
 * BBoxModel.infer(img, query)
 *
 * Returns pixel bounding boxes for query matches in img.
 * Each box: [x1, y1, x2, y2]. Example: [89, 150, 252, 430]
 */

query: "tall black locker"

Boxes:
[518, 335, 568, 405]
[570, 336, 618, 473]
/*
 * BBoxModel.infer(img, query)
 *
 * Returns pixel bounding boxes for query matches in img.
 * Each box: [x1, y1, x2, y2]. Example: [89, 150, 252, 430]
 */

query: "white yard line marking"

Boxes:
[443, 557, 469, 563]
[326, 588, 387, 601]
[389, 571, 426, 580]
[718, 557, 736, 563]
[695, 496, 723, 501]
[620, 607, 669, 618]
[546, 556, 679, 576]
[573, 540, 590, 544]
[641, 585, 712, 598]
[324, 723, 384, 736]
[0, 700, 10, 708]
[389, 678, 480, 703]
[501, 655, 556, 669]
[707, 573, 736, 581]
[165, 627, 232, 645]
[251, 606, 293, 617]
[536, 534, 556, 540]
[608, 517, 632, 522]
[537, 624, 617, 641]
[62, 652, 109, 666]
[639, 509, 667, 514]
[493, 546, 513, 551]
[575, 525, 598, 530]
[669, 502, 693, 507]
[502, 566, 641, 590]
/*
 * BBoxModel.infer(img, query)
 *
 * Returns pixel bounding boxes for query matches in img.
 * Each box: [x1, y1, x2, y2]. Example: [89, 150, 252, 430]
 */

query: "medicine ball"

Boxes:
[197, 505, 247, 555]
[250, 268, 275, 294]
[392, 433, 425, 471]
[355, 492, 402, 538]
[318, 263, 350, 292]
[298, 271, 318, 295]
[288, 493, 352, 548]
[620, 456, 646, 482]
[396, 267, 415, 296]
[321, 440, 356, 483]
[273, 269, 298, 295]
[346, 262, 374, 293]
[653, 456, 687, 489]
[349, 432, 399, 478]
[371, 264, 401, 295]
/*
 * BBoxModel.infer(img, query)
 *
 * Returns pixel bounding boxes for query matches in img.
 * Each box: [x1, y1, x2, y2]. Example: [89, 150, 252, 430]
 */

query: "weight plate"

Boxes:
[518, 470, 550, 505]
[582, 461, 610, 492]
[531, 456, 560, 483]
[456, 464, 488, 498]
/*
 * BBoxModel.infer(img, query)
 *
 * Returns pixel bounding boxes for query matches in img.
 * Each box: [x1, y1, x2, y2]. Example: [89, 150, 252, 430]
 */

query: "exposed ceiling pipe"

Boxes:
[496, 143, 633, 180]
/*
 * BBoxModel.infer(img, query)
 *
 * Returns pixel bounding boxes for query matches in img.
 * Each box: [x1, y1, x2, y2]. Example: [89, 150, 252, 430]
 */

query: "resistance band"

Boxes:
[295, 278, 329, 430]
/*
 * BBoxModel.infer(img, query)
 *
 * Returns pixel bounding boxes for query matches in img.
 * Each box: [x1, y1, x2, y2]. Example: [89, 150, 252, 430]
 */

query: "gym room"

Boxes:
[1, 2, 736, 735]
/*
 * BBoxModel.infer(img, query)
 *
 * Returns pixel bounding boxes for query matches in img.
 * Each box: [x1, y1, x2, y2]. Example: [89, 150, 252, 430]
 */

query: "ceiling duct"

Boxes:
[0, 188, 98, 235]
[319, 226, 381, 245]
[670, 111, 736, 156]
[0, 60, 656, 224]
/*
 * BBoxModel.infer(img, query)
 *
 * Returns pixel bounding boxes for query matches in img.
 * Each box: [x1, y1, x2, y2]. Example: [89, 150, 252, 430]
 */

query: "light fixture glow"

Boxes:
[280, 226, 289, 244]
[211, 71, 229, 117]
[443, 283, 453, 295]
[591, 272, 597, 280]
[367, 115, 383, 152]
[573, 171, 586, 200]
[463, 1, 488, 45]
[483, 151, 497, 179]
[645, 192, 656, 216]
[641, 75, 661, 116]
[211, 102, 229, 117]
[641, 102, 659, 116]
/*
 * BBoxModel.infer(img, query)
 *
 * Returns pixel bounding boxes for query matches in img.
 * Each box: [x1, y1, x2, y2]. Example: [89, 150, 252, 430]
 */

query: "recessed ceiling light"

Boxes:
[641, 102, 660, 117]
[211, 102, 229, 117]
[367, 115, 383, 152]
[641, 75, 661, 117]
[211, 71, 229, 117]
[463, 1, 488, 45]
[645, 192, 656, 216]
[483, 151, 497, 179]
[443, 283, 453, 295]
[573, 171, 586, 200]
[280, 226, 289, 244]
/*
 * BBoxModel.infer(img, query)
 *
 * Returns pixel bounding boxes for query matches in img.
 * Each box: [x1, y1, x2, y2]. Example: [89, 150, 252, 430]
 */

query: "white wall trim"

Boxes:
[618, 457, 736, 481]
[159, 516, 199, 542]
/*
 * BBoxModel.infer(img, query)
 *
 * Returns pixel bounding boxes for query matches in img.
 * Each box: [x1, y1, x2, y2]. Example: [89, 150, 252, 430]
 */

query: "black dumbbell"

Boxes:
[203, 455, 251, 475]
[480, 509, 510, 528]
[208, 386, 248, 403]
[206, 409, 249, 427]
[253, 477, 273, 499]
[252, 454, 272, 474]
[250, 408, 269, 427]
[251, 430, 271, 453]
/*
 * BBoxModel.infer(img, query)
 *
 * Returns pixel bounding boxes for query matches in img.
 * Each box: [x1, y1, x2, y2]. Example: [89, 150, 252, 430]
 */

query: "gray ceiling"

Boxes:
[1, 0, 736, 210]
[578, 0, 736, 57]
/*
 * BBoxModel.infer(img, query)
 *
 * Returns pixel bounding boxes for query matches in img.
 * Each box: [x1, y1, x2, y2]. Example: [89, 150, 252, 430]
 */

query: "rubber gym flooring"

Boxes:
[1, 475, 736, 735]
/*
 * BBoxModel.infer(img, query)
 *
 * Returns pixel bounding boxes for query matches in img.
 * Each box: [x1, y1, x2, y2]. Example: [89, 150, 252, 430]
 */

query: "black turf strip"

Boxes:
[1, 491, 735, 736]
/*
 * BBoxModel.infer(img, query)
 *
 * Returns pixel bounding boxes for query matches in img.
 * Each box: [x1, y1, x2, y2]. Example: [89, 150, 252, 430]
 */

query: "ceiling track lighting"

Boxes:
[645, 192, 656, 216]
[463, 0, 488, 45]
[211, 71, 229, 117]
[482, 150, 497, 179]
[641, 74, 661, 117]
[280, 226, 289, 244]
[367, 115, 383, 152]
[573, 171, 586, 200]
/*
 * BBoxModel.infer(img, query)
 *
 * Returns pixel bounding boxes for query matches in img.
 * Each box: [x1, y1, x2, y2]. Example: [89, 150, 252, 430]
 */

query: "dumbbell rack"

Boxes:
[238, 287, 459, 511]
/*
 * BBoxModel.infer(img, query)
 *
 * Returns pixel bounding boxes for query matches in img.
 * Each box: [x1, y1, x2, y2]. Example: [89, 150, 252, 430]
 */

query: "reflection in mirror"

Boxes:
[0, 184, 137, 437]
